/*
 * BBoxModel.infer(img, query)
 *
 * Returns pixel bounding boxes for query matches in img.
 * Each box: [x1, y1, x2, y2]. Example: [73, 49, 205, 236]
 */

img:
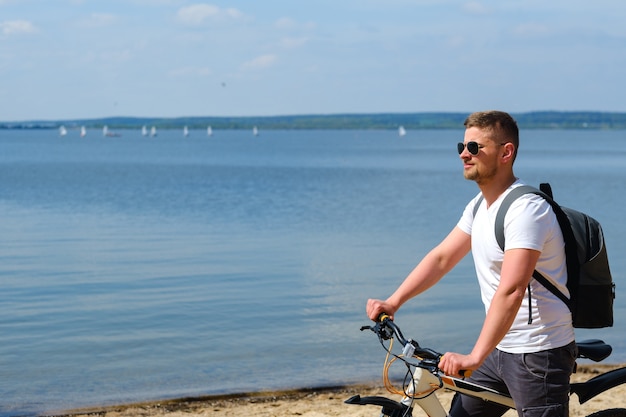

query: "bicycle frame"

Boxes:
[402, 367, 515, 415]
[347, 364, 515, 417]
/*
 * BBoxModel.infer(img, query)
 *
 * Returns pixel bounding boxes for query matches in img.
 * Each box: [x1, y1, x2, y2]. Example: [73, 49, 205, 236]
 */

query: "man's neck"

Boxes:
[478, 174, 517, 207]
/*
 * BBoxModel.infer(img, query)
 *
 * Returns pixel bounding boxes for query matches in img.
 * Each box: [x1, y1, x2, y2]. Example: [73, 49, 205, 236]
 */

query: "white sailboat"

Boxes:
[142, 125, 148, 136]
[252, 126, 259, 136]
[80, 126, 86, 137]
[59, 125, 67, 136]
[183, 126, 189, 137]
[207, 126, 213, 137]
[102, 125, 120, 137]
[150, 126, 157, 137]
[398, 126, 406, 137]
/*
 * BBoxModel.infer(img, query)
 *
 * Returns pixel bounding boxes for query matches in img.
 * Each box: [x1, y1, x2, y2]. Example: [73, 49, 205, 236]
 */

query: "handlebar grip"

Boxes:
[459, 370, 473, 378]
[377, 312, 390, 322]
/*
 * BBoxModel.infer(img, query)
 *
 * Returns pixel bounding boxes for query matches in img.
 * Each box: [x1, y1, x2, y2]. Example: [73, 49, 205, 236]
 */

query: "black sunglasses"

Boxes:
[457, 141, 507, 155]
[457, 141, 484, 155]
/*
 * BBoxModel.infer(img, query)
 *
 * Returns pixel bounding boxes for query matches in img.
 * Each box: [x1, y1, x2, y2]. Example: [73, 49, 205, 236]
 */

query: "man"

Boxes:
[366, 111, 576, 417]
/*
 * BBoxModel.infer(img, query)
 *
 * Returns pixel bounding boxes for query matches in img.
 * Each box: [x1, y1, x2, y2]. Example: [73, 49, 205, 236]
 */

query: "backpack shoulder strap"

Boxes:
[472, 195, 484, 218]
[494, 183, 577, 310]
[494, 185, 542, 251]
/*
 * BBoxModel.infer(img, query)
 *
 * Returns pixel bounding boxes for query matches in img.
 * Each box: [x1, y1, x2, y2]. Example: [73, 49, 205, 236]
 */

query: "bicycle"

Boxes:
[346, 314, 626, 417]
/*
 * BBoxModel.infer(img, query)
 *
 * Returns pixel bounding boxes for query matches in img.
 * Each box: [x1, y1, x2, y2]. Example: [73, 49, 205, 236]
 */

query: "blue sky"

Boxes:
[1, 0, 625, 121]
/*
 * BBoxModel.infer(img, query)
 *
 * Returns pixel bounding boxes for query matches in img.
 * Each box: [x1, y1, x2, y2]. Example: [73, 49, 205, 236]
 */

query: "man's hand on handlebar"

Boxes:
[438, 352, 479, 378]
[366, 299, 397, 321]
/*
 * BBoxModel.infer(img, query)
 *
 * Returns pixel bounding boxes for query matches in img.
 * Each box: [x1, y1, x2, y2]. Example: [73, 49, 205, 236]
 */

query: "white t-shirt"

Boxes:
[457, 181, 575, 353]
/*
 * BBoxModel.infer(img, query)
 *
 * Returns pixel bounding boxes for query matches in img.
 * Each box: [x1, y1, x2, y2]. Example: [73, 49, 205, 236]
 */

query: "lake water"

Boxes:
[1, 128, 625, 416]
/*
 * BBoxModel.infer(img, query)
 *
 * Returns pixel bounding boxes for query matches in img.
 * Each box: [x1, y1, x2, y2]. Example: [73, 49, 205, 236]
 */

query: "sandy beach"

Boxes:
[59, 364, 625, 417]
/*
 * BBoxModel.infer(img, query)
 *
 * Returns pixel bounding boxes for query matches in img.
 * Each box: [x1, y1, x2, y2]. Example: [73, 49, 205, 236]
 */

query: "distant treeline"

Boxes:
[3, 111, 626, 130]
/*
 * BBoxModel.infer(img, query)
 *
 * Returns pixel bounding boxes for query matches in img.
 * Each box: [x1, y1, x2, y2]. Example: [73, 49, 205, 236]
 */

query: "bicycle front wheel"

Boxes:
[586, 409, 626, 417]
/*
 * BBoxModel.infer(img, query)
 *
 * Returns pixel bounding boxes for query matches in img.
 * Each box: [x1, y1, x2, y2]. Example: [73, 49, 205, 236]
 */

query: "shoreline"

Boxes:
[50, 384, 380, 416]
[50, 364, 625, 417]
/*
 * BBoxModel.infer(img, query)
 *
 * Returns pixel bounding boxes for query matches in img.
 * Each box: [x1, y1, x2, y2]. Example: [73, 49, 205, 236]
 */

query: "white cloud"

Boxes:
[512, 22, 552, 38]
[176, 4, 242, 26]
[242, 54, 277, 70]
[280, 37, 309, 49]
[446, 35, 466, 48]
[463, 1, 491, 15]
[275, 17, 297, 30]
[177, 4, 219, 25]
[223, 8, 243, 19]
[77, 13, 118, 29]
[0, 20, 37, 36]
[96, 49, 133, 64]
[274, 17, 315, 49]
[274, 17, 316, 31]
[168, 66, 212, 77]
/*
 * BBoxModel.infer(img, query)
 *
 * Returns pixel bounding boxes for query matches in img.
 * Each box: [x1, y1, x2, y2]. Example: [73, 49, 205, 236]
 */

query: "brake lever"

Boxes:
[360, 322, 394, 340]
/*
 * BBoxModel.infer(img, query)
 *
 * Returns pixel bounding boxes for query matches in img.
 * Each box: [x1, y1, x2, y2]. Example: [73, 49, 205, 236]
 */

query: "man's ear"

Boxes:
[501, 142, 515, 162]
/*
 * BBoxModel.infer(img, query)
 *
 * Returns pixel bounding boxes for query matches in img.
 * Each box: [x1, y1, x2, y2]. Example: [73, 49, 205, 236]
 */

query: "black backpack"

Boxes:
[473, 183, 615, 328]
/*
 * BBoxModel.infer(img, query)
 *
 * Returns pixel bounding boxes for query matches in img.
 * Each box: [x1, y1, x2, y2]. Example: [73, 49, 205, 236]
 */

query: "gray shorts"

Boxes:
[449, 341, 577, 417]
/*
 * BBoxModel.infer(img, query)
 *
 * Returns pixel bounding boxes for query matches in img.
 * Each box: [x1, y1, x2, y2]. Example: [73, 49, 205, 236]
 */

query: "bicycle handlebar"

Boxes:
[361, 313, 471, 377]
[361, 314, 442, 360]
